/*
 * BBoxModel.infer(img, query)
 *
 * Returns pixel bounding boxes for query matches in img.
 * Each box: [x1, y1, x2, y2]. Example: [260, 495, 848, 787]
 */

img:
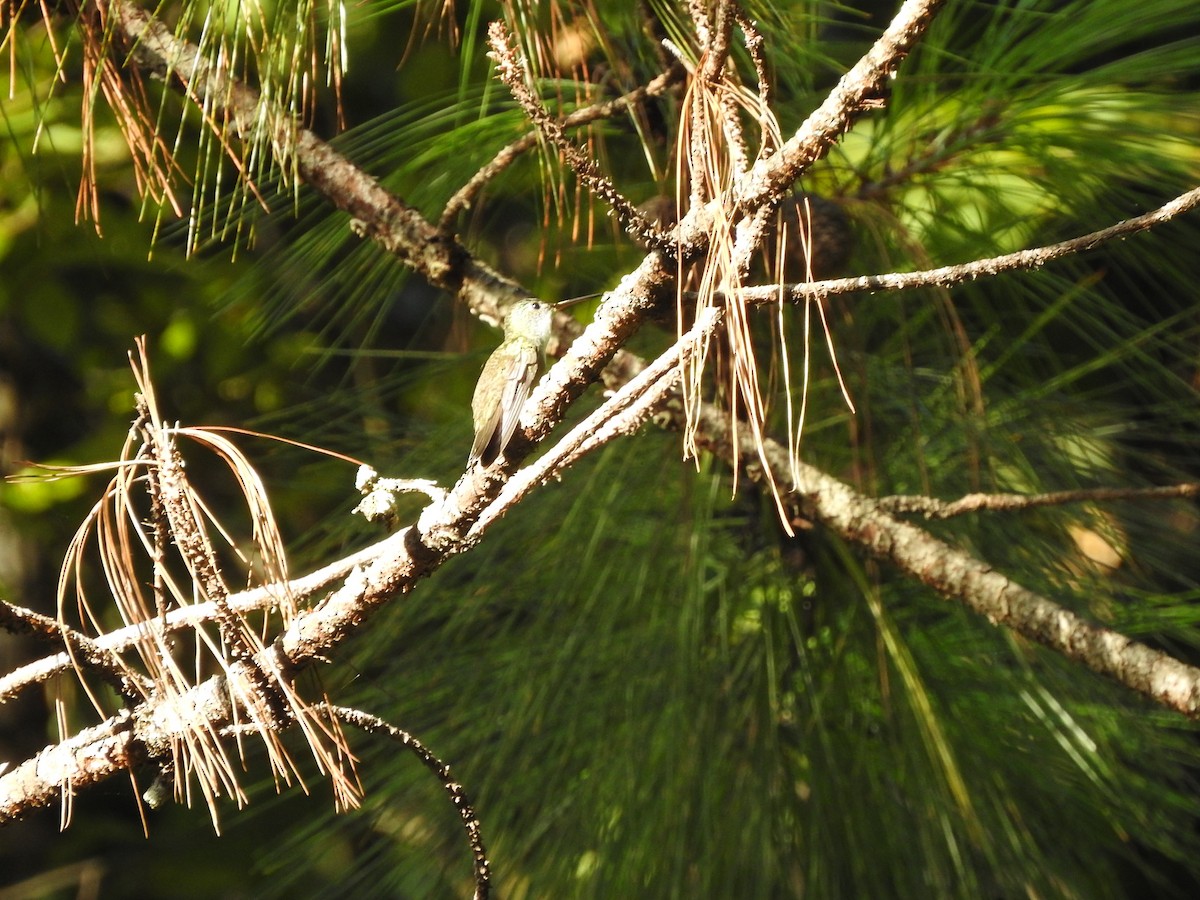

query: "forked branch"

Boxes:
[6, 0, 1200, 836]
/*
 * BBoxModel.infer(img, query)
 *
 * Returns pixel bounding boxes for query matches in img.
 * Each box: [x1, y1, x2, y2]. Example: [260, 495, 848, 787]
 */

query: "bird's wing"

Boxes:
[470, 350, 506, 464]
[495, 342, 540, 458]
[469, 340, 541, 465]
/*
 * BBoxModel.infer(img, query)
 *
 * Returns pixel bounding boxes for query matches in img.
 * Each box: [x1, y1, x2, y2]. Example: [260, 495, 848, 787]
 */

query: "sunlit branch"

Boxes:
[0, 543, 385, 703]
[686, 402, 1200, 718]
[0, 600, 145, 697]
[739, 0, 948, 208]
[733, 185, 1200, 303]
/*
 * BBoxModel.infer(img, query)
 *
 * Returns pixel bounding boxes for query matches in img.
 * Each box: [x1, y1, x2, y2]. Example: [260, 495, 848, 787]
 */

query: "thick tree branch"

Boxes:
[688, 403, 1200, 718]
[736, 0, 947, 210]
[105, 0, 527, 325]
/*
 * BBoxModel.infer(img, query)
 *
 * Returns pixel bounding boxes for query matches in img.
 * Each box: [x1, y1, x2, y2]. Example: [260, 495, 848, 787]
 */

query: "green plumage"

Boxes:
[469, 300, 553, 466]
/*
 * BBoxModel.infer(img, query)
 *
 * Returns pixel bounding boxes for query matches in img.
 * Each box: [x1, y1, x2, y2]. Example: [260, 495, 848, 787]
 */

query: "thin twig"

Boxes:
[486, 20, 672, 252]
[327, 706, 491, 900]
[732, 185, 1200, 303]
[735, 9, 773, 148]
[134, 389, 297, 764]
[698, 0, 748, 175]
[878, 483, 1200, 519]
[438, 65, 684, 234]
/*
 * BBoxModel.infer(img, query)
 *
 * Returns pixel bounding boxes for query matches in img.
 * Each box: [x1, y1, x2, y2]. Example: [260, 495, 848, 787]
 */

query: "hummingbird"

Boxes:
[469, 299, 555, 467]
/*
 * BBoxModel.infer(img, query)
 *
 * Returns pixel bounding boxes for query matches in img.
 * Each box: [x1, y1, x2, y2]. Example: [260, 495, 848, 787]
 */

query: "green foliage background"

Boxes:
[3, 1, 1200, 897]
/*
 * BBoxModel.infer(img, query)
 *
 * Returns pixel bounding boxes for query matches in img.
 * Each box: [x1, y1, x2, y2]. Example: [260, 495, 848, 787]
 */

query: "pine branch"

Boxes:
[101, 0, 528, 323]
[8, 0, 1200, 829]
[733, 185, 1200, 303]
[878, 484, 1200, 519]
[686, 400, 1200, 718]
[485, 20, 671, 251]
[438, 64, 685, 234]
[0, 543, 382, 703]
[737, 0, 947, 210]
[327, 706, 491, 900]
